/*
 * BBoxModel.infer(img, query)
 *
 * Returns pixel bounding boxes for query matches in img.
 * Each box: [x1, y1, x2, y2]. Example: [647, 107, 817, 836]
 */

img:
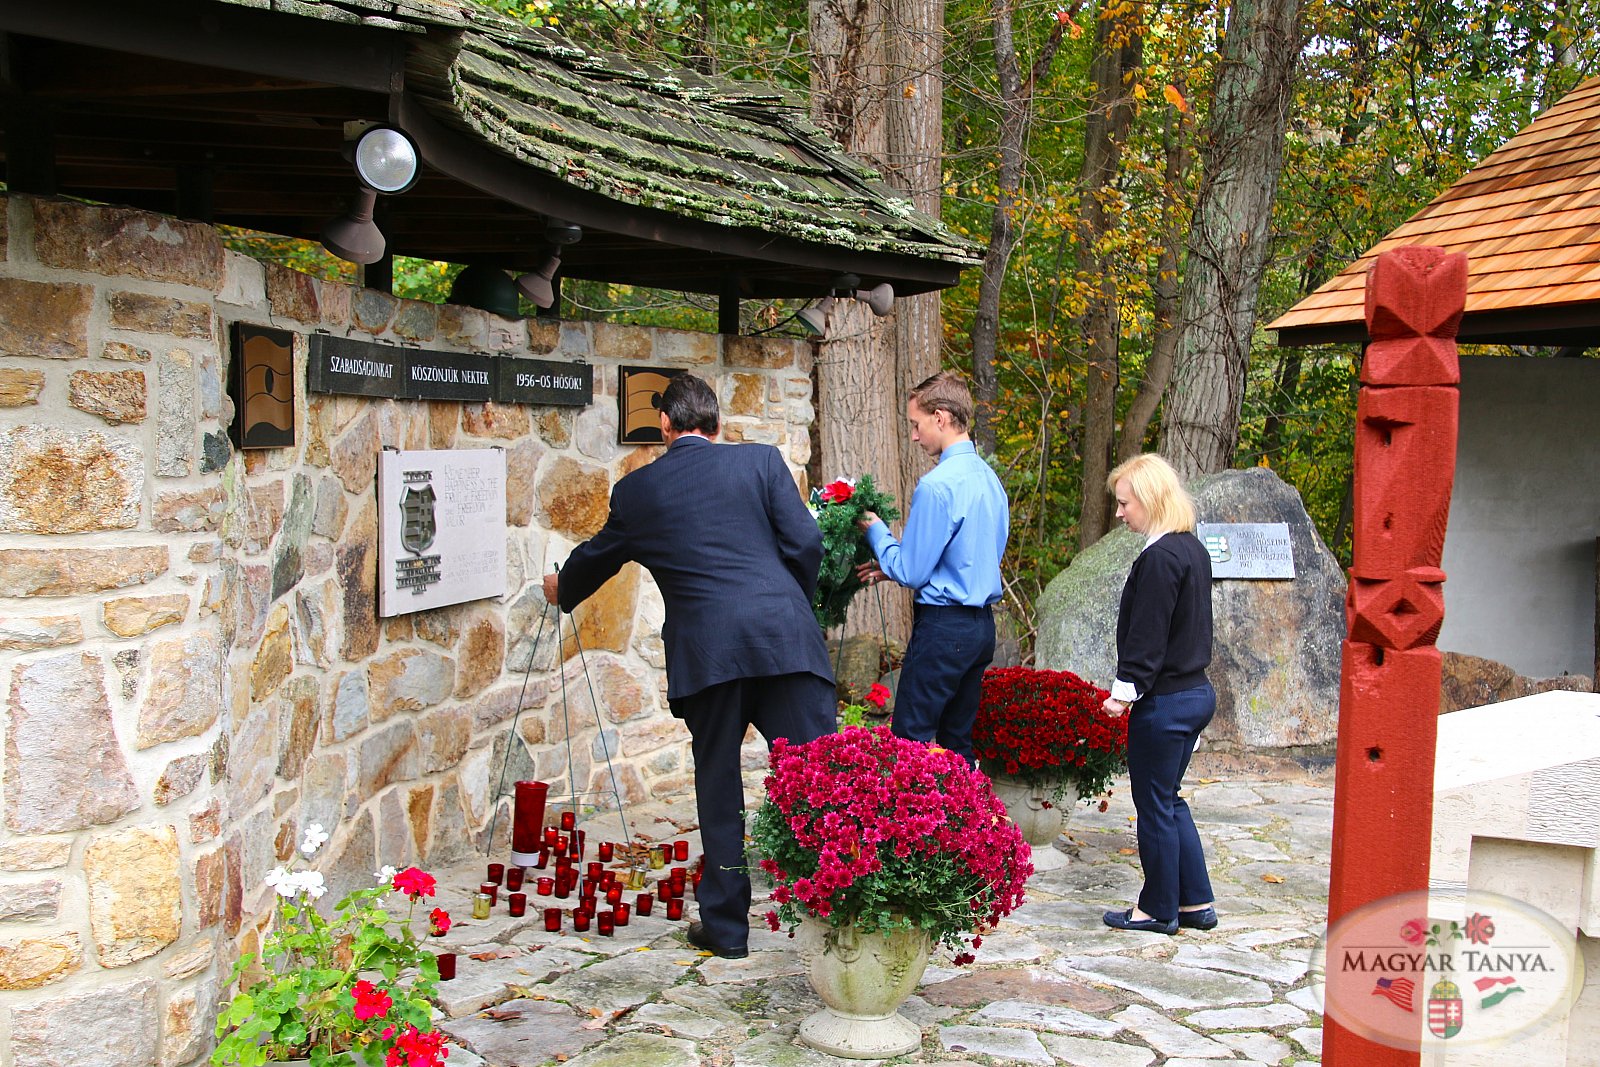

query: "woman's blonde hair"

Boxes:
[1106, 453, 1196, 535]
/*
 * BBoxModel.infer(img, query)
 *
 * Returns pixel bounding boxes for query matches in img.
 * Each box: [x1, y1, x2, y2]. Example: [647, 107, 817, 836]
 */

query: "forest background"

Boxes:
[229, 0, 1600, 655]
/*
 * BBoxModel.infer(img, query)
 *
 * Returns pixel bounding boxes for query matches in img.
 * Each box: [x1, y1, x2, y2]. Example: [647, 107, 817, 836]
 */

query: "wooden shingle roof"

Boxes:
[1270, 76, 1600, 346]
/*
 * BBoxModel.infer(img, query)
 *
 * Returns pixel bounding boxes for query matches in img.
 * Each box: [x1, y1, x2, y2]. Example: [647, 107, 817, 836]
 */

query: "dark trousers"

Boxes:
[892, 604, 995, 762]
[1128, 681, 1216, 922]
[669, 671, 836, 948]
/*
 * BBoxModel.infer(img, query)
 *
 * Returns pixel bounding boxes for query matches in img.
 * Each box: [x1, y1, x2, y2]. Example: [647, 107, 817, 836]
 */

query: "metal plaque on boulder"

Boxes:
[378, 448, 507, 616]
[496, 357, 592, 406]
[1196, 522, 1296, 579]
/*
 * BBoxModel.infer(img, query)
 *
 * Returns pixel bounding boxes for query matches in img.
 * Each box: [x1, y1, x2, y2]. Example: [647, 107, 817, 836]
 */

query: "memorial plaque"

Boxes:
[496, 357, 593, 406]
[230, 322, 296, 448]
[1196, 522, 1296, 579]
[405, 349, 494, 402]
[378, 448, 508, 616]
[619, 365, 685, 443]
[308, 334, 405, 397]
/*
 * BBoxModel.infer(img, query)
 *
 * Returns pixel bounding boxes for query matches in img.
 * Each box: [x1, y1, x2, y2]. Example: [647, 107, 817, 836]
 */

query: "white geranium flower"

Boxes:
[295, 870, 328, 900]
[263, 867, 298, 899]
[375, 864, 398, 884]
[300, 823, 330, 856]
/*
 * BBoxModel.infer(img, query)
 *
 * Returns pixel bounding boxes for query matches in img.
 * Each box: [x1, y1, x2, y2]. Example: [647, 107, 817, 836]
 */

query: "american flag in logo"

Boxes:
[1372, 977, 1416, 1011]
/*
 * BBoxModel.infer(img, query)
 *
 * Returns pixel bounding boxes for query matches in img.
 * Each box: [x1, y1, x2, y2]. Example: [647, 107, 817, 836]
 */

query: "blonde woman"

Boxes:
[1100, 454, 1218, 936]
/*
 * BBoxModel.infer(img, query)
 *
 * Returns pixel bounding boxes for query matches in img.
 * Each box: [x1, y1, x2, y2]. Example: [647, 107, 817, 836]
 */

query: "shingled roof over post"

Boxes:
[0, 0, 981, 301]
[1269, 75, 1600, 348]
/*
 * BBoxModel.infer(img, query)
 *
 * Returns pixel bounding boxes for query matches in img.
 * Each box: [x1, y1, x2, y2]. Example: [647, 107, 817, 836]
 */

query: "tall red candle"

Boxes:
[511, 781, 548, 866]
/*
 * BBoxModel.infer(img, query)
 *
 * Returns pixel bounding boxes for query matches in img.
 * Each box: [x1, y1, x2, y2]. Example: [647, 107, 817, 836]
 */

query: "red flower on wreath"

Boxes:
[351, 979, 393, 1021]
[392, 867, 436, 900]
[864, 683, 891, 709]
[819, 479, 855, 503]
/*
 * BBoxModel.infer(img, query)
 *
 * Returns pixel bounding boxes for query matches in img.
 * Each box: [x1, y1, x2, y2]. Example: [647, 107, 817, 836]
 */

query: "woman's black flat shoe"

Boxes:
[1103, 908, 1178, 935]
[1178, 906, 1218, 930]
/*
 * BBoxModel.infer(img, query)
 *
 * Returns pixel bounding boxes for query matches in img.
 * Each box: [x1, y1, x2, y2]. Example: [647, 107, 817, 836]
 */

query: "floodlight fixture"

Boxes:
[797, 296, 835, 337]
[515, 253, 562, 309]
[321, 124, 421, 265]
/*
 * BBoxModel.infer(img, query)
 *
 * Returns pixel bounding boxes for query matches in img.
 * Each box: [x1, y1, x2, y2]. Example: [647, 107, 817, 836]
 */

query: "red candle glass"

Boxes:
[598, 841, 614, 861]
[535, 876, 554, 895]
[636, 892, 654, 916]
[665, 898, 684, 920]
[670, 867, 687, 887]
[560, 810, 576, 831]
[614, 902, 630, 926]
[506, 867, 524, 892]
[605, 885, 622, 906]
[597, 912, 614, 936]
[486, 863, 505, 886]
[659, 844, 674, 864]
[543, 907, 561, 932]
[673, 840, 689, 861]
[572, 908, 591, 932]
[511, 781, 548, 865]
[553, 877, 571, 899]
[544, 826, 560, 847]
[478, 881, 499, 905]
[435, 952, 456, 981]
[507, 892, 527, 917]
[570, 830, 585, 858]
[586, 861, 603, 879]
[532, 848, 550, 870]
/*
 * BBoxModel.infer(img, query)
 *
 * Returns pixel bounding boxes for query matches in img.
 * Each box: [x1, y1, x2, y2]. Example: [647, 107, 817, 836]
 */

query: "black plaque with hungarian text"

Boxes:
[308, 334, 406, 398]
[496, 357, 593, 407]
[404, 349, 495, 402]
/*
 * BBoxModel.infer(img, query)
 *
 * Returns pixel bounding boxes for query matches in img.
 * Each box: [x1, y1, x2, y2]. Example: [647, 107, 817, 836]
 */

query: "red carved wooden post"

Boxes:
[1324, 246, 1466, 1065]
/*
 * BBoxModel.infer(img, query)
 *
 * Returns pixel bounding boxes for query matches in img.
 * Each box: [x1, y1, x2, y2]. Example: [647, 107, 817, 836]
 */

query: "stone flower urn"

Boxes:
[796, 915, 932, 1058]
[988, 775, 1083, 847]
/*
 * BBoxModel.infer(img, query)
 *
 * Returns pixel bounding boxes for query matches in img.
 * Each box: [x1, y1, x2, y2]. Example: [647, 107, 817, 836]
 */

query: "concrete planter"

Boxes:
[989, 775, 1082, 846]
[795, 915, 931, 1058]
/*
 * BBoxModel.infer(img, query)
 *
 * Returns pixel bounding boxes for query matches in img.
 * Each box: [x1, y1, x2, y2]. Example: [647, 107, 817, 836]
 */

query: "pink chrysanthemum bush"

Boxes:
[751, 727, 1033, 960]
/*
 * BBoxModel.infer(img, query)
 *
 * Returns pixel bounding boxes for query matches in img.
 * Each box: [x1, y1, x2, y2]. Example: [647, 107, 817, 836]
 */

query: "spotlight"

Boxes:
[449, 264, 520, 320]
[797, 296, 835, 337]
[515, 254, 562, 310]
[854, 282, 895, 317]
[321, 124, 420, 265]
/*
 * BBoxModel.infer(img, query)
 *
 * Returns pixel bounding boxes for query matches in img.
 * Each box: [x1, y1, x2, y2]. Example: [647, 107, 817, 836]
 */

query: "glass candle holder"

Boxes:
[478, 881, 499, 905]
[511, 780, 548, 863]
[506, 867, 525, 892]
[673, 840, 689, 861]
[543, 907, 561, 932]
[532, 848, 550, 870]
[605, 885, 622, 906]
[535, 876, 554, 895]
[472, 893, 492, 920]
[648, 849, 665, 870]
[625, 868, 648, 890]
[572, 909, 591, 932]
[544, 827, 560, 847]
[636, 892, 654, 916]
[553, 877, 571, 899]
[598, 841, 614, 862]
[586, 861, 603, 879]
[614, 902, 630, 926]
[665, 898, 684, 920]
[486, 862, 505, 886]
[570, 830, 585, 858]
[670, 867, 687, 887]
[560, 810, 576, 831]
[597, 912, 614, 936]
[435, 952, 456, 981]
[554, 835, 568, 854]
[507, 892, 527, 917]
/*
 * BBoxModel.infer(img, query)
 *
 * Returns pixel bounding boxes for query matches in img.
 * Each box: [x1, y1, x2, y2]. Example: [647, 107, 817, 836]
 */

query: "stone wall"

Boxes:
[0, 194, 815, 1066]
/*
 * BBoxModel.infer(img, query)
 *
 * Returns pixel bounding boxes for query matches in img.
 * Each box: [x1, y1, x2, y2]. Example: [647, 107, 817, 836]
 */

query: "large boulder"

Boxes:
[1035, 467, 1344, 751]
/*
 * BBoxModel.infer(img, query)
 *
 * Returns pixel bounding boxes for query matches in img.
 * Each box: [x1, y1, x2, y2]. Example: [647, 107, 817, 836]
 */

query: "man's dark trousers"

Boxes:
[671, 671, 836, 950]
[892, 603, 995, 762]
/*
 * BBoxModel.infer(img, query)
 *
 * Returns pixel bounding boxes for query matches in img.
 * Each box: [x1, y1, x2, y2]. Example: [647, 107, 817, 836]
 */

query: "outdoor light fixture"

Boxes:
[321, 124, 421, 265]
[796, 278, 896, 337]
[515, 220, 583, 309]
[449, 264, 521, 319]
[797, 296, 835, 336]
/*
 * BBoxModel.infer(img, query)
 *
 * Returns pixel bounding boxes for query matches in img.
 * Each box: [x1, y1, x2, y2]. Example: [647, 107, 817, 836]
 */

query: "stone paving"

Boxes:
[425, 754, 1333, 1066]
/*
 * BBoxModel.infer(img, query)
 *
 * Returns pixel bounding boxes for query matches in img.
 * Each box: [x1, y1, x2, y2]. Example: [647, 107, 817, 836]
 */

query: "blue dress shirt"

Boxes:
[865, 440, 1009, 606]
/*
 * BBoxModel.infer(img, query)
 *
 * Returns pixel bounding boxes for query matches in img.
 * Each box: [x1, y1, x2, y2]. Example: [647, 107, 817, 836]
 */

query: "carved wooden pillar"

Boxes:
[1324, 246, 1467, 1066]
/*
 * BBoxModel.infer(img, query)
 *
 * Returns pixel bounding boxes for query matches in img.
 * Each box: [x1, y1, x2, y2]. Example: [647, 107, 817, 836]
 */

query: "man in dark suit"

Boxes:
[542, 373, 835, 958]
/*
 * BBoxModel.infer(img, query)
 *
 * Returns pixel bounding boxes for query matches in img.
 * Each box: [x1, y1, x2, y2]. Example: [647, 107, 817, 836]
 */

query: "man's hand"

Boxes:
[1102, 697, 1129, 718]
[542, 573, 560, 606]
[856, 510, 881, 533]
[856, 561, 886, 586]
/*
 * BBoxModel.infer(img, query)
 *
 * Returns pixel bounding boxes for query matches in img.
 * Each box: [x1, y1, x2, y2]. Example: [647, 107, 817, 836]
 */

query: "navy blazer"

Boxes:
[557, 436, 834, 701]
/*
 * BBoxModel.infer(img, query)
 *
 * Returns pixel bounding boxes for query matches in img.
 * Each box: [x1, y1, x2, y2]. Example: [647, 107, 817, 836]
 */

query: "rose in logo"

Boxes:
[1399, 918, 1427, 946]
[1465, 912, 1495, 945]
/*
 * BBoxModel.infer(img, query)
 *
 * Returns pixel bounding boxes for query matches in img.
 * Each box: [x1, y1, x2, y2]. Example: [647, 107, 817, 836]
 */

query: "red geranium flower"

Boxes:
[864, 683, 891, 709]
[428, 908, 451, 936]
[819, 479, 854, 503]
[351, 979, 392, 1021]
[385, 1024, 449, 1067]
[392, 867, 436, 900]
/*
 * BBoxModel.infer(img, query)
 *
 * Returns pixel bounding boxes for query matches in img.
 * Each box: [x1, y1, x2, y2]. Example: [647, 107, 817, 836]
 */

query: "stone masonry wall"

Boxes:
[0, 194, 815, 1066]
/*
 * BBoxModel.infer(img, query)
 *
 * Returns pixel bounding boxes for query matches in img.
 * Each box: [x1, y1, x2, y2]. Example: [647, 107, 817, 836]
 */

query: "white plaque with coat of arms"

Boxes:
[378, 448, 507, 616]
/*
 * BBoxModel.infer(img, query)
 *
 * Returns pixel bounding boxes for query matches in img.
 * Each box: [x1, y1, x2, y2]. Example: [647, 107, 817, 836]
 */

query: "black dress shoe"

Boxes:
[686, 921, 749, 959]
[1103, 908, 1178, 935]
[1178, 906, 1218, 931]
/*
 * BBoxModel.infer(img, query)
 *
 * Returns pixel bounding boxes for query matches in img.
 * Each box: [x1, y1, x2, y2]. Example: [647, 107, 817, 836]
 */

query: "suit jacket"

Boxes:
[557, 435, 833, 701]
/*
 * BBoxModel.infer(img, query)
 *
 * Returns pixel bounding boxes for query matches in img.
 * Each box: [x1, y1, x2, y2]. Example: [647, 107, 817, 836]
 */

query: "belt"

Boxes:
[912, 602, 993, 616]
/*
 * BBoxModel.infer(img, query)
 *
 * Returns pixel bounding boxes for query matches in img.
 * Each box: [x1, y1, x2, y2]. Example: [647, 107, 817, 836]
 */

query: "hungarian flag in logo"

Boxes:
[1428, 979, 1464, 1039]
[1371, 977, 1415, 1011]
[1474, 975, 1524, 1009]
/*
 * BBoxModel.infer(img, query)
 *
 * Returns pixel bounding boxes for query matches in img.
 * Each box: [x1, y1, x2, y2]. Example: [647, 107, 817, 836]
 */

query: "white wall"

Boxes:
[1439, 355, 1600, 678]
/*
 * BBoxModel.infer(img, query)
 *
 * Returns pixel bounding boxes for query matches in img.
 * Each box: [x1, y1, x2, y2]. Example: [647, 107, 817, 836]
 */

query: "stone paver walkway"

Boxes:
[426, 754, 1332, 1066]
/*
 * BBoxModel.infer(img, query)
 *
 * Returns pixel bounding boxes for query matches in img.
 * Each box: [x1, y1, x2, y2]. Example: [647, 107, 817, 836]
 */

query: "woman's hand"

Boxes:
[1102, 697, 1129, 718]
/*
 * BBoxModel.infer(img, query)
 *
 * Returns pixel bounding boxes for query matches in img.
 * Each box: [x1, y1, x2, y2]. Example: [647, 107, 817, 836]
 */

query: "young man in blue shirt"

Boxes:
[857, 372, 1010, 761]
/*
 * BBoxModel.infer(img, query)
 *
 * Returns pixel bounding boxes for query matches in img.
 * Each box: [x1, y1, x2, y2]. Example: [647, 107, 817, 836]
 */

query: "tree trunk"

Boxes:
[1160, 0, 1302, 479]
[1075, 10, 1143, 550]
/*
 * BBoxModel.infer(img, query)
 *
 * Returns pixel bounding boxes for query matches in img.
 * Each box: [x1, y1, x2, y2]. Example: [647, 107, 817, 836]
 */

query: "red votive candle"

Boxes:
[586, 861, 603, 879]
[674, 840, 689, 861]
[435, 952, 456, 981]
[571, 830, 585, 858]
[666, 898, 684, 920]
[543, 907, 561, 932]
[554, 877, 571, 899]
[479, 881, 499, 905]
[544, 826, 560, 847]
[597, 912, 614, 936]
[615, 902, 630, 926]
[508, 892, 527, 917]
[535, 876, 554, 896]
[506, 867, 525, 892]
[511, 781, 548, 866]
[532, 848, 550, 870]
[560, 811, 576, 831]
[636, 893, 654, 916]
[659, 844, 674, 864]
[487, 863, 505, 886]
[572, 908, 591, 932]
[598, 841, 614, 861]
[554, 834, 568, 854]
[605, 885, 622, 906]
[670, 867, 687, 886]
